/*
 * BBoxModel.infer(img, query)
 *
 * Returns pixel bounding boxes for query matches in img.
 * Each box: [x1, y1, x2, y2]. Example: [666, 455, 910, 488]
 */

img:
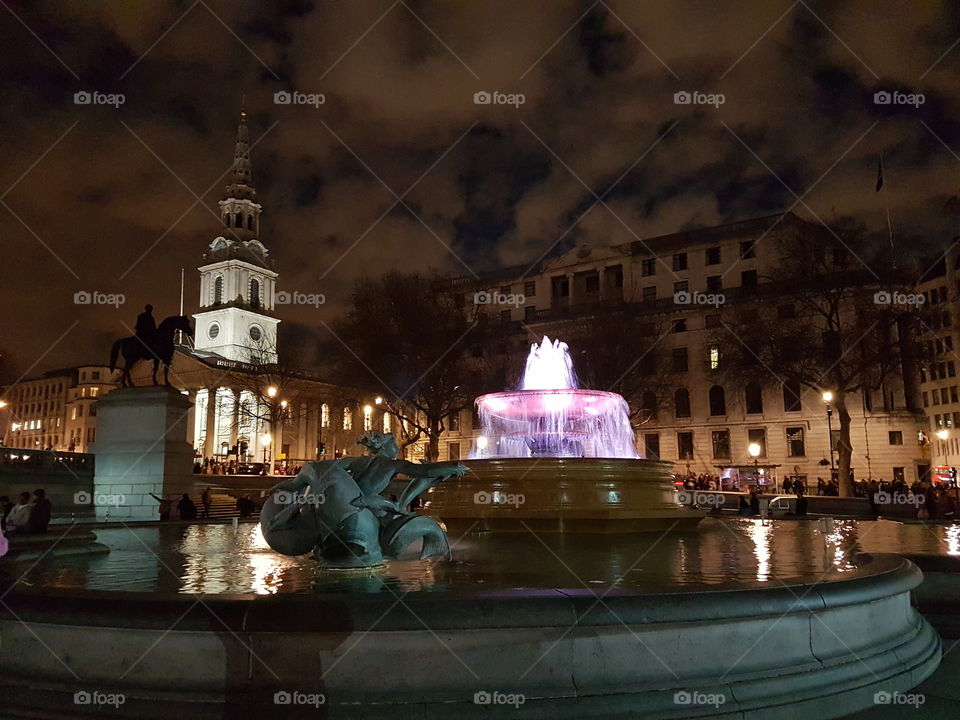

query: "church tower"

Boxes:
[193, 104, 280, 364]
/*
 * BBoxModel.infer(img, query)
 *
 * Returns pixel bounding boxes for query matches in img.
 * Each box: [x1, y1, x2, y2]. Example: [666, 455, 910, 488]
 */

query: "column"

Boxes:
[229, 388, 240, 449]
[203, 387, 218, 458]
[296, 402, 308, 460]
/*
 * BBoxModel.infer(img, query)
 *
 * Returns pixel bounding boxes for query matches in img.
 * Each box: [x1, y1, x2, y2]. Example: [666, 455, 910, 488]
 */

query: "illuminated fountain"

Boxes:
[472, 336, 638, 459]
[429, 336, 705, 533]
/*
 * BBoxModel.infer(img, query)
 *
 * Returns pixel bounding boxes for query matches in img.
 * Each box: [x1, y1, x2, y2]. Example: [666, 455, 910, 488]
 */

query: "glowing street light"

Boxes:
[266, 386, 278, 398]
[822, 391, 836, 475]
[821, 390, 833, 403]
[937, 428, 950, 441]
[374, 396, 383, 405]
[748, 442, 762, 458]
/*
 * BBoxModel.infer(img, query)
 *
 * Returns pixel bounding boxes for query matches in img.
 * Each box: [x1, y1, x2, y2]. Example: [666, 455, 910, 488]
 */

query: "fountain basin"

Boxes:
[0, 553, 940, 718]
[428, 457, 705, 533]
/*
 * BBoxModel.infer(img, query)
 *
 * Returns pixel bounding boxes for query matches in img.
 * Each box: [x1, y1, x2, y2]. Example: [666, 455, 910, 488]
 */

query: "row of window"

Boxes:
[224, 211, 256, 231]
[642, 425, 804, 461]
[925, 385, 960, 407]
[640, 241, 757, 277]
[644, 381, 805, 420]
[921, 360, 957, 384]
[211, 276, 263, 309]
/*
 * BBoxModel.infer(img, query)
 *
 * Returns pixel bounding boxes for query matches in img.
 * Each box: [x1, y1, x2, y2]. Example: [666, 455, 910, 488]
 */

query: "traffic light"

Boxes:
[319, 442, 326, 455]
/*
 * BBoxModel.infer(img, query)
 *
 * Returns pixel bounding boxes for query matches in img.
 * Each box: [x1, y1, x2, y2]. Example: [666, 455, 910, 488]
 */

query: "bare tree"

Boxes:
[330, 272, 492, 461]
[717, 220, 923, 496]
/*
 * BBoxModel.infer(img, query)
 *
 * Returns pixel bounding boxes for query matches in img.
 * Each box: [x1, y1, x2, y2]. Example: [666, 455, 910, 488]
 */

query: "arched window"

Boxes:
[234, 212, 243, 227]
[674, 388, 691, 418]
[321, 403, 330, 428]
[342, 407, 353, 430]
[213, 276, 223, 305]
[745, 383, 763, 414]
[709, 385, 726, 416]
[782, 380, 801, 412]
[249, 278, 261, 309]
[247, 215, 254, 230]
[641, 390, 657, 420]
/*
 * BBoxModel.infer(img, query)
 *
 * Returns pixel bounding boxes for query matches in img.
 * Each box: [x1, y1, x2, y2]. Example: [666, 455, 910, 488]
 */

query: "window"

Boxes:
[933, 389, 940, 405]
[740, 240, 756, 259]
[342, 407, 352, 430]
[706, 275, 722, 293]
[672, 347, 688, 372]
[674, 280, 688, 294]
[677, 431, 694, 459]
[705, 314, 721, 329]
[786, 427, 805, 456]
[448, 442, 461, 461]
[585, 273, 600, 293]
[641, 258, 656, 276]
[706, 246, 721, 265]
[248, 215, 254, 230]
[745, 383, 763, 414]
[449, 412, 461, 431]
[363, 406, 374, 431]
[644, 433, 660, 460]
[893, 467, 905, 483]
[709, 386, 726, 416]
[523, 281, 536, 297]
[92, 371, 100, 380]
[524, 305, 536, 320]
[383, 414, 391, 432]
[77, 405, 83, 418]
[551, 276, 569, 297]
[950, 361, 957, 378]
[500, 285, 511, 295]
[674, 388, 691, 418]
[213, 276, 223, 304]
[708, 345, 721, 370]
[748, 428, 766, 456]
[783, 380, 801, 412]
[321, 403, 330, 428]
[672, 319, 687, 333]
[249, 278, 261, 309]
[952, 386, 959, 403]
[711, 430, 731, 459]
[642, 286, 657, 302]
[741, 269, 758, 291]
[673, 253, 688, 271]
[777, 304, 796, 319]
[888, 431, 903, 445]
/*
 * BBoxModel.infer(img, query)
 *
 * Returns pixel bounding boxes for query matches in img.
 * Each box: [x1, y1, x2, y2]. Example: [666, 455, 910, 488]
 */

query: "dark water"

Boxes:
[12, 517, 959, 596]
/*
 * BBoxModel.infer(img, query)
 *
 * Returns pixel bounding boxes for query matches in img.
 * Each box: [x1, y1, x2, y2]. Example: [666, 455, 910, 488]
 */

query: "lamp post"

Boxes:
[748, 442, 761, 487]
[822, 391, 836, 478]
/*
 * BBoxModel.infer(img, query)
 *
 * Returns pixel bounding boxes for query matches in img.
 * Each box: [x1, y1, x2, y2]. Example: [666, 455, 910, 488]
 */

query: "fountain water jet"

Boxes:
[471, 336, 638, 459]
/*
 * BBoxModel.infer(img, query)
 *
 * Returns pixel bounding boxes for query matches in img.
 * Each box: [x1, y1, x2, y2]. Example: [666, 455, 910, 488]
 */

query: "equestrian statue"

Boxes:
[110, 304, 193, 386]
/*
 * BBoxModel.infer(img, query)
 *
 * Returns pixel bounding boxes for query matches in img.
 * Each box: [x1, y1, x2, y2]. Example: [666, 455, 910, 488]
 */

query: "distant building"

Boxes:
[2, 365, 116, 452]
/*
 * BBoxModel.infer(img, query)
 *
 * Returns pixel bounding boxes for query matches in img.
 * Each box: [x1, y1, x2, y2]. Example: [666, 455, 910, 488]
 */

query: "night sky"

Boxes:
[2, 0, 960, 380]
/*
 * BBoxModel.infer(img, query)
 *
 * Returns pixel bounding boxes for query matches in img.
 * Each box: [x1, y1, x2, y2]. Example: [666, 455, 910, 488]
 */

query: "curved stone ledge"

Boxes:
[0, 554, 941, 719]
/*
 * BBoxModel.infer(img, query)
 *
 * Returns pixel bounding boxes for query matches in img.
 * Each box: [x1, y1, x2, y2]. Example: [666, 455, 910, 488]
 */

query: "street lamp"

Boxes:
[260, 432, 272, 464]
[748, 442, 761, 484]
[822, 391, 836, 477]
[266, 386, 278, 398]
[374, 396, 383, 405]
[937, 428, 950, 470]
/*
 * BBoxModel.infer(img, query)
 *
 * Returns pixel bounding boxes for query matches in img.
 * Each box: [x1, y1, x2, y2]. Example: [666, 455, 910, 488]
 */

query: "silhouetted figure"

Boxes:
[177, 494, 197, 521]
[0, 495, 12, 532]
[149, 493, 171, 521]
[236, 494, 256, 518]
[738, 495, 751, 516]
[795, 488, 808, 517]
[28, 489, 52, 533]
[135, 304, 157, 348]
[749, 491, 760, 516]
[200, 488, 212, 519]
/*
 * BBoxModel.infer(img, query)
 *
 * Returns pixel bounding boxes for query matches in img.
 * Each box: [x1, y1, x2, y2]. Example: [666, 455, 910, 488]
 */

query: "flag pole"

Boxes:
[177, 267, 186, 346]
[878, 154, 895, 269]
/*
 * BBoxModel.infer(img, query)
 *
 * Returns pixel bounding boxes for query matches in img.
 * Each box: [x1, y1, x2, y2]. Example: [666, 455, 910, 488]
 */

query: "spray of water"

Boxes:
[471, 336, 639, 459]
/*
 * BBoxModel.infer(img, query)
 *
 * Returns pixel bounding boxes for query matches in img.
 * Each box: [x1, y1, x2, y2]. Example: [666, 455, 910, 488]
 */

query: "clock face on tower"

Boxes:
[208, 323, 220, 340]
[249, 325, 262, 341]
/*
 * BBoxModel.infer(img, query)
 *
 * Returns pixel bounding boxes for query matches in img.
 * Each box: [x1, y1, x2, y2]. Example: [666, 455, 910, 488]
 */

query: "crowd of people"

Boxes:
[0, 488, 52, 535]
[192, 457, 303, 476]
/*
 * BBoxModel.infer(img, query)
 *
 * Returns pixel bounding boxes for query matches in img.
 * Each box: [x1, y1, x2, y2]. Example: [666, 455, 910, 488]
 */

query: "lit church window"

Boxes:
[342, 408, 352, 430]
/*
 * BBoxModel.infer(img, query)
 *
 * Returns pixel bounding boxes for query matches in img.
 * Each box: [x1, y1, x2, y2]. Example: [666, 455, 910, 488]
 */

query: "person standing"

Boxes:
[200, 487, 212, 519]
[177, 494, 197, 521]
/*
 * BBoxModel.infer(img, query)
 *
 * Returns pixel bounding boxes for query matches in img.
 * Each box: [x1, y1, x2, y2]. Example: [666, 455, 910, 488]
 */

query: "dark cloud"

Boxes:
[2, 0, 960, 379]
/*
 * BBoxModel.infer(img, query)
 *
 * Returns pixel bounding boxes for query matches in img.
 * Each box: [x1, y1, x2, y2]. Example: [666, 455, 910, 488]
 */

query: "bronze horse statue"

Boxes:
[110, 315, 193, 387]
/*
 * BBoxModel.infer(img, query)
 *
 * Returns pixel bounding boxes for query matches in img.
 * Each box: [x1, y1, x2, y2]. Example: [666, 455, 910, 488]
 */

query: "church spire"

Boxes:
[225, 96, 256, 201]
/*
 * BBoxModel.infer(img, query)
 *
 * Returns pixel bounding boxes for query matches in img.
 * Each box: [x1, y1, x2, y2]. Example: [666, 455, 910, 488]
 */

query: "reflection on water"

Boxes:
[13, 517, 958, 597]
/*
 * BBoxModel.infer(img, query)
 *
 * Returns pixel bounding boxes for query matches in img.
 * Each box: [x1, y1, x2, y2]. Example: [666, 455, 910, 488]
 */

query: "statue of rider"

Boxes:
[135, 304, 157, 350]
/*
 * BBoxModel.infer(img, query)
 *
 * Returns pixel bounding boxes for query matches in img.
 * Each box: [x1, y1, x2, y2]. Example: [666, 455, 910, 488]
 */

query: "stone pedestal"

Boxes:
[93, 387, 194, 521]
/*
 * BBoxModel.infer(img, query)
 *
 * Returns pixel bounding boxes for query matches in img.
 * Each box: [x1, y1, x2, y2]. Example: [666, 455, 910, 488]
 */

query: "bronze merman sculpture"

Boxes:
[259, 432, 467, 568]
